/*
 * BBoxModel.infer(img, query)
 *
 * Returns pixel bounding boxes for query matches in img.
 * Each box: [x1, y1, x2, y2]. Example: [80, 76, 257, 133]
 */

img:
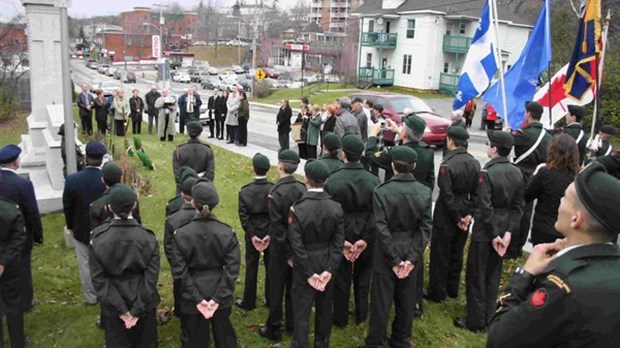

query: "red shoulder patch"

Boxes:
[529, 288, 547, 308]
[439, 167, 447, 175]
[479, 176, 485, 184]
[288, 216, 294, 225]
[612, 151, 617, 158]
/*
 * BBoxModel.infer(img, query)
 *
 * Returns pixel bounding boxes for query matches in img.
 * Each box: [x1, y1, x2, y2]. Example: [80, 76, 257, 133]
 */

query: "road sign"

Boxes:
[255, 68, 266, 81]
[152, 35, 161, 59]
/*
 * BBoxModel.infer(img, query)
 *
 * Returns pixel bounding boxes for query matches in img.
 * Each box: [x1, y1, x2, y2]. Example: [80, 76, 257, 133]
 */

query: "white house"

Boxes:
[352, 0, 534, 93]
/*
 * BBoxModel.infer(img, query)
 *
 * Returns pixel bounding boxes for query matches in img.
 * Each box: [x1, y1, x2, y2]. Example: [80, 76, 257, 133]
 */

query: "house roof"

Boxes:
[354, 0, 534, 27]
[302, 23, 324, 34]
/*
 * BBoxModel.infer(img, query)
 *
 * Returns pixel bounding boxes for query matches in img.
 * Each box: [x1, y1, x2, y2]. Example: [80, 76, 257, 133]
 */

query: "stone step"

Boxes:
[19, 167, 63, 214]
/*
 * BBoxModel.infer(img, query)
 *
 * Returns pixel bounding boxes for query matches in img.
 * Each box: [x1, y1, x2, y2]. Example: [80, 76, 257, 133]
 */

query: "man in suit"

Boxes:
[77, 84, 95, 135]
[62, 141, 107, 306]
[0, 144, 43, 313]
[563, 105, 587, 163]
[177, 88, 202, 134]
[206, 88, 217, 138]
[144, 85, 161, 135]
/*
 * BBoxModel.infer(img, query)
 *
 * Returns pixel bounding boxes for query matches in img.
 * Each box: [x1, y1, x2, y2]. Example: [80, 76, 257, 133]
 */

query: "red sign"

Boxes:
[286, 44, 309, 51]
[152, 35, 161, 59]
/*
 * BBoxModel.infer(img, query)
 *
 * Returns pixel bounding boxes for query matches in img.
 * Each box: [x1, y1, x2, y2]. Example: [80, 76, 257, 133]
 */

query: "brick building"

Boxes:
[94, 32, 155, 62]
[119, 7, 200, 44]
[310, 0, 362, 34]
[0, 23, 28, 69]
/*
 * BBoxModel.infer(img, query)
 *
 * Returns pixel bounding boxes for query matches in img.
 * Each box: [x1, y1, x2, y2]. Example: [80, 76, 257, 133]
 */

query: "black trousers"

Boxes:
[147, 113, 158, 134]
[0, 313, 25, 348]
[179, 116, 187, 134]
[465, 240, 503, 329]
[291, 270, 335, 348]
[208, 118, 215, 137]
[131, 118, 141, 134]
[508, 201, 533, 257]
[80, 113, 93, 135]
[97, 119, 107, 135]
[278, 132, 290, 151]
[306, 145, 317, 159]
[427, 220, 468, 301]
[265, 251, 293, 333]
[180, 307, 237, 348]
[238, 118, 248, 145]
[215, 115, 225, 138]
[365, 270, 416, 348]
[19, 249, 33, 312]
[102, 308, 158, 348]
[486, 120, 496, 131]
[241, 239, 270, 309]
[333, 246, 372, 326]
[114, 120, 126, 136]
[298, 143, 308, 159]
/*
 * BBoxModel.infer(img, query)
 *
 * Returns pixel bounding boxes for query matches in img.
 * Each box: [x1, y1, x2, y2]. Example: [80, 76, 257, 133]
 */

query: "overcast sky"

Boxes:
[0, 0, 290, 20]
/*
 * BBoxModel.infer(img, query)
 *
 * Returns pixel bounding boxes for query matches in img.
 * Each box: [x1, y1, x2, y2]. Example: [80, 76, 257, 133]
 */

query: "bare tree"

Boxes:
[0, 15, 29, 119]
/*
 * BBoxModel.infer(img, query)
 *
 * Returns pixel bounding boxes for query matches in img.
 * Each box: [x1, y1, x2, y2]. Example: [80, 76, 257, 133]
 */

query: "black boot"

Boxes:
[168, 135, 174, 142]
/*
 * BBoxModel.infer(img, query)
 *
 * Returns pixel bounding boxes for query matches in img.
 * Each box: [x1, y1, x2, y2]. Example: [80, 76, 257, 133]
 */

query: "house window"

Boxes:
[368, 20, 374, 32]
[459, 22, 466, 34]
[402, 54, 412, 74]
[407, 19, 415, 39]
[443, 62, 449, 73]
[366, 53, 372, 68]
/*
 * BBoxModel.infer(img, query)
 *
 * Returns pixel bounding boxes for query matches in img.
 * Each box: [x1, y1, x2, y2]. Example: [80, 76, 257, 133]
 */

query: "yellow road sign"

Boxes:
[255, 68, 266, 81]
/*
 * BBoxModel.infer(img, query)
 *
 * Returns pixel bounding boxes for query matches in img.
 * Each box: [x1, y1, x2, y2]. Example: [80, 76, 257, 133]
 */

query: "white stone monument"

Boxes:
[18, 0, 70, 213]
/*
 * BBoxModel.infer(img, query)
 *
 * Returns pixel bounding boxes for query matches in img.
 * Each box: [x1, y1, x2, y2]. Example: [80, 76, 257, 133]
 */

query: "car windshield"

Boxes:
[101, 81, 120, 88]
[390, 97, 433, 114]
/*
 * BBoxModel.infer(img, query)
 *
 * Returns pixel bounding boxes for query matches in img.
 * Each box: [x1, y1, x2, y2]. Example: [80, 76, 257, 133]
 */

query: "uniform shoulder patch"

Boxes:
[288, 215, 294, 225]
[439, 164, 448, 175]
[529, 288, 548, 308]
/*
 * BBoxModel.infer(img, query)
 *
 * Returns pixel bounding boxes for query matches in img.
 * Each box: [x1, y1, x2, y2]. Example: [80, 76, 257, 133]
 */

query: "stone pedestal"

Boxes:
[18, 0, 71, 213]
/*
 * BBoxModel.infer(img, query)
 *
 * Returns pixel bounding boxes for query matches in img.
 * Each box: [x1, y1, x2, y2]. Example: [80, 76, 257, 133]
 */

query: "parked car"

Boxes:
[100, 81, 121, 97]
[231, 65, 245, 74]
[217, 78, 243, 92]
[201, 76, 221, 90]
[226, 39, 249, 47]
[97, 64, 111, 74]
[105, 67, 117, 77]
[88, 61, 101, 69]
[261, 67, 279, 79]
[173, 72, 191, 83]
[190, 70, 210, 82]
[220, 71, 238, 81]
[348, 92, 451, 146]
[208, 66, 219, 75]
[85, 59, 97, 67]
[198, 104, 211, 126]
[90, 81, 102, 92]
[121, 70, 137, 83]
[237, 79, 252, 92]
[113, 69, 123, 80]
[193, 41, 207, 46]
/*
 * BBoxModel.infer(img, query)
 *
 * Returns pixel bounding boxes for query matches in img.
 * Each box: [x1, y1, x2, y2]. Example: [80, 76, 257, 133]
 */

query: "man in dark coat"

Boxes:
[144, 85, 161, 135]
[206, 88, 217, 138]
[236, 153, 274, 310]
[0, 197, 27, 348]
[259, 150, 306, 342]
[171, 180, 240, 347]
[364, 146, 433, 348]
[276, 99, 293, 151]
[77, 83, 95, 135]
[289, 160, 344, 347]
[63, 141, 107, 306]
[326, 134, 380, 327]
[509, 101, 551, 258]
[487, 162, 620, 347]
[426, 126, 480, 303]
[562, 105, 587, 163]
[214, 89, 227, 140]
[129, 89, 145, 134]
[172, 121, 215, 192]
[90, 185, 160, 348]
[454, 130, 524, 332]
[89, 162, 141, 230]
[177, 88, 202, 134]
[0, 144, 43, 313]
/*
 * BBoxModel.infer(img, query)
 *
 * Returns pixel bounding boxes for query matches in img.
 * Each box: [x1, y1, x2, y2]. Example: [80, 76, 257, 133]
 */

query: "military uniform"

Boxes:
[365, 172, 433, 348]
[288, 190, 345, 348]
[0, 198, 27, 348]
[464, 156, 524, 330]
[427, 147, 480, 302]
[165, 195, 184, 216]
[318, 152, 344, 173]
[172, 138, 215, 190]
[89, 187, 142, 230]
[89, 219, 160, 348]
[511, 121, 551, 257]
[325, 162, 380, 326]
[171, 214, 240, 347]
[563, 123, 587, 163]
[238, 177, 274, 310]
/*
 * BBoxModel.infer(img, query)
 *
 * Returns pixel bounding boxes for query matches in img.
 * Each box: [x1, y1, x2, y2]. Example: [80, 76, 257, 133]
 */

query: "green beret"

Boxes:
[180, 177, 198, 196]
[403, 114, 426, 134]
[304, 159, 330, 183]
[102, 162, 123, 182]
[447, 126, 469, 141]
[252, 153, 271, 170]
[392, 146, 417, 164]
[192, 179, 219, 208]
[600, 125, 618, 136]
[187, 121, 203, 135]
[342, 134, 364, 154]
[322, 133, 342, 151]
[278, 150, 300, 164]
[108, 184, 137, 213]
[0, 144, 21, 164]
[487, 130, 514, 148]
[179, 166, 199, 184]
[575, 162, 620, 234]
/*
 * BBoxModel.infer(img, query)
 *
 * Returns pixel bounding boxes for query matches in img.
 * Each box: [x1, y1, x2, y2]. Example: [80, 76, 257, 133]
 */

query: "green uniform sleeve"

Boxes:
[438, 163, 465, 223]
[287, 209, 313, 279]
[129, 240, 160, 317]
[476, 171, 496, 239]
[0, 211, 27, 268]
[171, 235, 204, 306]
[89, 245, 129, 315]
[238, 190, 255, 238]
[327, 209, 345, 273]
[508, 180, 525, 235]
[365, 136, 392, 170]
[373, 191, 401, 268]
[212, 233, 241, 305]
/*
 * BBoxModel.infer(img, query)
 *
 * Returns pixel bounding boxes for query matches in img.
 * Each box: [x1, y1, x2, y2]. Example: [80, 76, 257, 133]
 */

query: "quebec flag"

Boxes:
[452, 0, 498, 111]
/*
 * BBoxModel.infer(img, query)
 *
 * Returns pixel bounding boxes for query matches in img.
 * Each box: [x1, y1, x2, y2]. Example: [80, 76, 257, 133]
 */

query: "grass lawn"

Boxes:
[1, 112, 526, 347]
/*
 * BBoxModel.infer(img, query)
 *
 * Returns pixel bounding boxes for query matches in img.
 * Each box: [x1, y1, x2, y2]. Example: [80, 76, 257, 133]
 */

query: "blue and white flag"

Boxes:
[452, 0, 498, 111]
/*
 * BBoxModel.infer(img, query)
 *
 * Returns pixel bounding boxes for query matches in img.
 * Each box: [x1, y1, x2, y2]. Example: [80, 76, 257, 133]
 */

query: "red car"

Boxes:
[349, 92, 451, 146]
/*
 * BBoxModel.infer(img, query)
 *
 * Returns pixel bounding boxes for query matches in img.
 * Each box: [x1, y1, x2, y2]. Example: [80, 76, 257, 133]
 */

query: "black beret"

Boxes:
[342, 134, 364, 154]
[525, 101, 543, 117]
[187, 121, 203, 135]
[404, 114, 426, 134]
[0, 144, 21, 164]
[180, 177, 198, 196]
[86, 141, 107, 158]
[575, 162, 620, 234]
[487, 130, 514, 148]
[322, 133, 342, 151]
[600, 125, 617, 136]
[447, 126, 470, 141]
[192, 179, 219, 208]
[108, 184, 137, 213]
[392, 146, 417, 164]
[101, 162, 123, 182]
[278, 150, 300, 164]
[567, 105, 585, 118]
[252, 153, 270, 170]
[304, 159, 330, 183]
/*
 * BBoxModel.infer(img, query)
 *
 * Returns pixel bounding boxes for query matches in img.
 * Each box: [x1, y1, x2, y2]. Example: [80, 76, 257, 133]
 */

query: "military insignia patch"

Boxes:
[288, 216, 293, 225]
[479, 176, 485, 184]
[439, 167, 447, 175]
[529, 288, 547, 308]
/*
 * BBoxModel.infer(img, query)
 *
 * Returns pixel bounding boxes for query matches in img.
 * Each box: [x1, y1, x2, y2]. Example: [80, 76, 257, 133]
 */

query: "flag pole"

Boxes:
[547, 3, 553, 127]
[490, 0, 509, 130]
[589, 9, 610, 140]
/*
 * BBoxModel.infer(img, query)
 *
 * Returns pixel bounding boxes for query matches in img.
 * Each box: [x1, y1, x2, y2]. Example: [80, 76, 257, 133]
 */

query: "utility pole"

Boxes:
[250, 0, 261, 98]
[154, 2, 169, 88]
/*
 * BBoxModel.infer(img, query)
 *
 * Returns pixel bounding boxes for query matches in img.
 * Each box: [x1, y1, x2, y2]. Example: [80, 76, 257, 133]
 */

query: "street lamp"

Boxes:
[227, 13, 259, 97]
[143, 22, 168, 89]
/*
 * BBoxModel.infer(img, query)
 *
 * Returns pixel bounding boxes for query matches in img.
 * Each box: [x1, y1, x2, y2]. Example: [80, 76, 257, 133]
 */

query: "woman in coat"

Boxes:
[276, 99, 293, 151]
[155, 89, 177, 142]
[305, 104, 323, 159]
[93, 89, 109, 135]
[129, 89, 145, 134]
[237, 91, 250, 147]
[226, 88, 240, 145]
[294, 104, 310, 159]
[112, 89, 130, 136]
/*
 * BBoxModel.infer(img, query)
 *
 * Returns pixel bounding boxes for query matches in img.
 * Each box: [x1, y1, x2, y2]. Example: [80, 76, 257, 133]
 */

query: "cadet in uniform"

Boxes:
[454, 131, 524, 332]
[90, 162, 141, 229]
[289, 160, 344, 347]
[509, 101, 551, 258]
[166, 167, 199, 216]
[173, 121, 215, 192]
[89, 185, 160, 348]
[587, 125, 617, 161]
[426, 126, 480, 303]
[171, 180, 240, 347]
[236, 153, 274, 310]
[319, 133, 344, 173]
[325, 134, 380, 327]
[365, 147, 433, 348]
[0, 197, 27, 348]
[259, 150, 306, 342]
[562, 105, 588, 163]
[487, 162, 620, 347]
